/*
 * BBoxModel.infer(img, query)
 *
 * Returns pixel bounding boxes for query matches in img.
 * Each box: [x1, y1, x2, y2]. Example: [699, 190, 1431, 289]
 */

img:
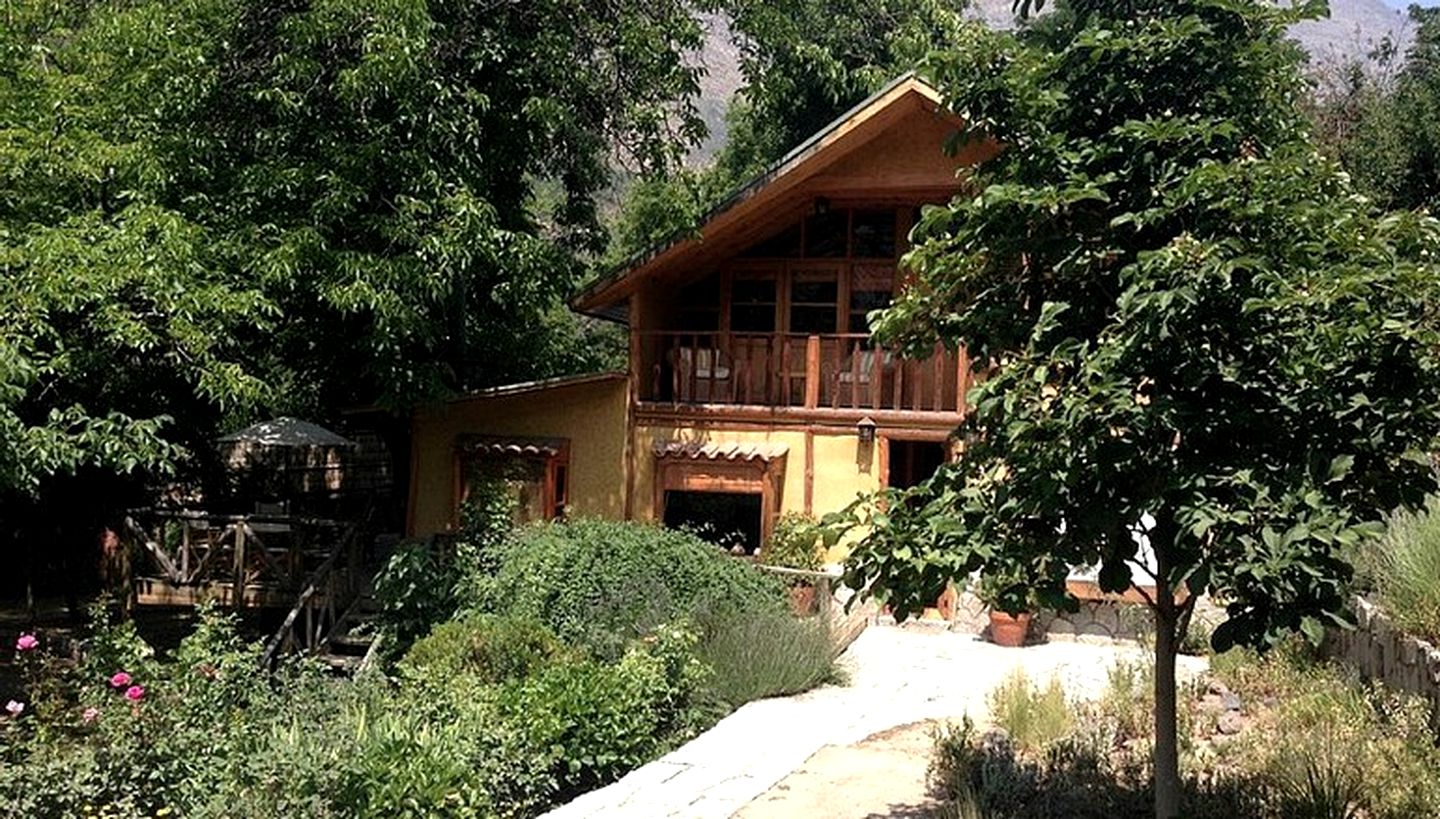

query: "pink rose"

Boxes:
[15, 634, 37, 652]
[123, 685, 145, 702]
[82, 707, 100, 724]
[109, 671, 132, 688]
[5, 700, 23, 717]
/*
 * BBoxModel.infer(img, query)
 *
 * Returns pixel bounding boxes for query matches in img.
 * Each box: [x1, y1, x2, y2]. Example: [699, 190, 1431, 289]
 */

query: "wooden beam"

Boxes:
[637, 401, 963, 430]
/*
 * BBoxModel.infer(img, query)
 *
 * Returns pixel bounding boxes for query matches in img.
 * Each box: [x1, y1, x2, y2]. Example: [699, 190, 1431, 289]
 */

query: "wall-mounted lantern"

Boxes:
[856, 416, 877, 445]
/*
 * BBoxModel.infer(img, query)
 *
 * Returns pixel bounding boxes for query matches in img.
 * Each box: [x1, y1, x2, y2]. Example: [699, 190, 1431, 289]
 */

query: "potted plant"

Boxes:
[762, 513, 828, 615]
[973, 568, 1039, 647]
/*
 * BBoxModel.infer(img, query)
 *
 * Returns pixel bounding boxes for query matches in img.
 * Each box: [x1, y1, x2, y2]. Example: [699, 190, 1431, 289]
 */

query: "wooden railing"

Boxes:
[638, 331, 965, 414]
[260, 544, 346, 668]
[124, 509, 358, 608]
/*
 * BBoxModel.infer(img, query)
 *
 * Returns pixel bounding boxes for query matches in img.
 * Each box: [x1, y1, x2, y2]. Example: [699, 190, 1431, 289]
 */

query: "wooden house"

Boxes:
[407, 75, 995, 559]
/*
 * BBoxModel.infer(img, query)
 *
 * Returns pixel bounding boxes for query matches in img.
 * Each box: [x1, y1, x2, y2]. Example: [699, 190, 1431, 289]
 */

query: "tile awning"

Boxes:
[458, 436, 567, 458]
[652, 441, 788, 463]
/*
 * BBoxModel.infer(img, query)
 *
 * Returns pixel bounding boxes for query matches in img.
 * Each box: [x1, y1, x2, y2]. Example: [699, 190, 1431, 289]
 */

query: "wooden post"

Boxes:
[849, 339, 862, 409]
[775, 335, 788, 406]
[805, 335, 821, 409]
[933, 343, 945, 412]
[689, 333, 699, 402]
[957, 346, 972, 417]
[871, 346, 883, 410]
[630, 327, 642, 403]
[232, 523, 246, 610]
[180, 521, 190, 582]
[894, 356, 905, 411]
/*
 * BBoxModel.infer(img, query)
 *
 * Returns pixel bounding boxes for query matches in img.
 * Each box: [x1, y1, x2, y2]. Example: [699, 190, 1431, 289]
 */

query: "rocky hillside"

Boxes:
[691, 0, 1414, 160]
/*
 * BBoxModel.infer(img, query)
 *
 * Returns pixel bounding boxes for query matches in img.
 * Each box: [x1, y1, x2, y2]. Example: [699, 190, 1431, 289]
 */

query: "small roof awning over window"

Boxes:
[458, 436, 567, 459]
[652, 441, 788, 463]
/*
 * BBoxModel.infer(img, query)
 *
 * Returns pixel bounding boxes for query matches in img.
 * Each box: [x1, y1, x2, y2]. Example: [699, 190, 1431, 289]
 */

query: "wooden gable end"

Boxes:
[804, 102, 994, 203]
[574, 76, 997, 318]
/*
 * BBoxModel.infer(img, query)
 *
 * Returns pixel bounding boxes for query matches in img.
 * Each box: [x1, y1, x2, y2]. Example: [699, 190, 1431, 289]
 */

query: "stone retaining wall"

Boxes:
[946, 591, 1151, 643]
[1323, 596, 1440, 723]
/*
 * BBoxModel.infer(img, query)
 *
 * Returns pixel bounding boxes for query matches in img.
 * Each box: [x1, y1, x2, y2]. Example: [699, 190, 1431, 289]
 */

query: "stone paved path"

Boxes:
[541, 624, 1207, 819]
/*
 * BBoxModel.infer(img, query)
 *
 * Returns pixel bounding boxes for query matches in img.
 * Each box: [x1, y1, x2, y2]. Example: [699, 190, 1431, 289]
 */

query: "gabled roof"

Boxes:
[574, 74, 971, 321]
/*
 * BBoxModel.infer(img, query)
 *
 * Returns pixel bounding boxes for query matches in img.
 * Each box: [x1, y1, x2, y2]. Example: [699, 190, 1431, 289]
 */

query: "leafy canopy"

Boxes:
[1326, 7, 1440, 211]
[0, 0, 709, 498]
[842, 4, 1440, 813]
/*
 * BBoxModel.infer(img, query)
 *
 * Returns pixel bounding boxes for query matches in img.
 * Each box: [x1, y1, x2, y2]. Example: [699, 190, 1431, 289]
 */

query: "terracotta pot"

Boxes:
[789, 583, 817, 616]
[989, 610, 1032, 647]
[936, 583, 958, 622]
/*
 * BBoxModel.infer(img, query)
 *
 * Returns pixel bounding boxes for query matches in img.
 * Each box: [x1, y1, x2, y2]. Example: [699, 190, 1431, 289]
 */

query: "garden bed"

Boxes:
[928, 645, 1440, 818]
[0, 520, 844, 818]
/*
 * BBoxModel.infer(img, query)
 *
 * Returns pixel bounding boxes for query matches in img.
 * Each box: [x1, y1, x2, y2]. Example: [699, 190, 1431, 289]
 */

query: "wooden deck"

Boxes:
[122, 508, 376, 667]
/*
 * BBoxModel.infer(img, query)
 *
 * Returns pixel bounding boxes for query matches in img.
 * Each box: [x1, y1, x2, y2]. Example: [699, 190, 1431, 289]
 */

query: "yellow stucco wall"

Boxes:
[408, 376, 629, 536]
[632, 423, 884, 561]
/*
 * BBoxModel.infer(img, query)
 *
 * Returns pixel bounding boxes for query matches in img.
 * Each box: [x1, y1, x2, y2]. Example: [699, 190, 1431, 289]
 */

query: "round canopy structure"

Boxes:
[217, 418, 358, 500]
[217, 417, 356, 449]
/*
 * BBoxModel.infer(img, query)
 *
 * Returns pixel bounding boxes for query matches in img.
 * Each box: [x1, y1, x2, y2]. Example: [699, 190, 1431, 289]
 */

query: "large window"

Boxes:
[851, 209, 898, 259]
[663, 491, 763, 554]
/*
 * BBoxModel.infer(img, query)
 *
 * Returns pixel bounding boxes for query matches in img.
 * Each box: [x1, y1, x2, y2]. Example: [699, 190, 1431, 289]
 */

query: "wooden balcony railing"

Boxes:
[638, 332, 965, 414]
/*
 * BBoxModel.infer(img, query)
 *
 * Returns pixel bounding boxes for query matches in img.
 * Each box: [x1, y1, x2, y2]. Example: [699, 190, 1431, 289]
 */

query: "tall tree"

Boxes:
[840, 2, 1440, 817]
[716, 0, 969, 182]
[0, 0, 708, 595]
[1324, 7, 1440, 210]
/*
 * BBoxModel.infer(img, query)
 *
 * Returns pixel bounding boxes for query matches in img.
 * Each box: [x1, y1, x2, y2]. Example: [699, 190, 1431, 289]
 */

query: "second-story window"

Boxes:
[852, 209, 898, 259]
[849, 266, 894, 334]
[790, 270, 839, 334]
[731, 275, 777, 333]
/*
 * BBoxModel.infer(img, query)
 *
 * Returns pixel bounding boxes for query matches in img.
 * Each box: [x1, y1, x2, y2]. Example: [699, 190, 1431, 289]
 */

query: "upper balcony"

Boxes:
[623, 206, 969, 425]
[636, 331, 966, 419]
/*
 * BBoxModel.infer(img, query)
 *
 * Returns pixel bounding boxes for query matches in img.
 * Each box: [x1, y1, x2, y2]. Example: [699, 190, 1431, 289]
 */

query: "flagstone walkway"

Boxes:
[541, 624, 1207, 819]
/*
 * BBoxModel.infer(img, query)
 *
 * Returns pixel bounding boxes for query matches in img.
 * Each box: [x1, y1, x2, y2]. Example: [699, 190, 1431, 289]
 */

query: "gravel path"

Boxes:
[541, 623, 1208, 819]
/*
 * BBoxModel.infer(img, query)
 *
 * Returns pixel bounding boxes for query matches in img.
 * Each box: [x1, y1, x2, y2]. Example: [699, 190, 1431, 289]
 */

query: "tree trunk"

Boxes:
[1153, 595, 1180, 819]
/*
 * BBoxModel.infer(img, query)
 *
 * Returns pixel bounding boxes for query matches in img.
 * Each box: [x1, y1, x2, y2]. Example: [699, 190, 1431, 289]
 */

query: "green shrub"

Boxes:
[494, 622, 710, 806]
[400, 613, 569, 684]
[696, 607, 838, 707]
[762, 512, 826, 571]
[373, 539, 465, 647]
[479, 518, 785, 659]
[985, 670, 1072, 753]
[1221, 650, 1440, 819]
[1358, 496, 1440, 641]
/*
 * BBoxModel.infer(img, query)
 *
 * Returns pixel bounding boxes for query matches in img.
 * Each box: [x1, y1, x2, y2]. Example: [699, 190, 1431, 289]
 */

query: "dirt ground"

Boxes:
[733, 720, 943, 819]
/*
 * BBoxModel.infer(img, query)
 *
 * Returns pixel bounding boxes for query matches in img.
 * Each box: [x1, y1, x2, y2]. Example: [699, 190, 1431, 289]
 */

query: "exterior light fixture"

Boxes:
[856, 416, 877, 444]
[814, 196, 831, 215]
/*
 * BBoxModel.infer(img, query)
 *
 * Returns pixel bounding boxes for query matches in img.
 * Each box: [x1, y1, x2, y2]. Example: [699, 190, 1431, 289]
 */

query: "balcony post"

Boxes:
[804, 335, 821, 409]
[957, 345, 971, 416]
